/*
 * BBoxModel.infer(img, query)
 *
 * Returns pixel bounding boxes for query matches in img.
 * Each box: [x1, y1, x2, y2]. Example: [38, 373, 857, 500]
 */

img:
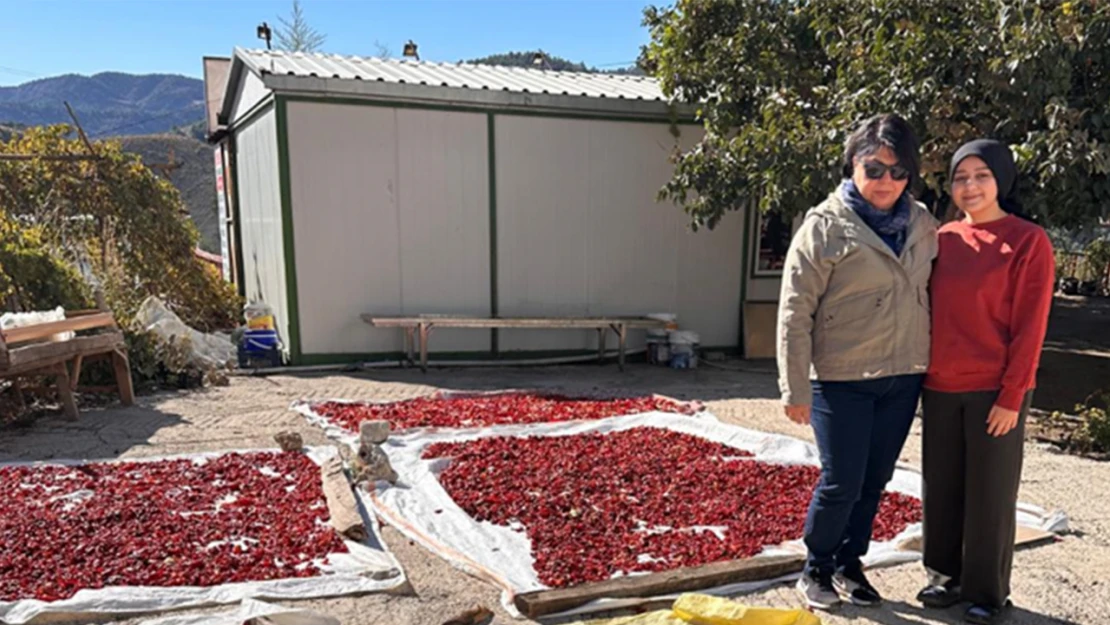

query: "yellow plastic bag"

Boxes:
[569, 611, 685, 625]
[671, 594, 821, 625]
[564, 593, 820, 625]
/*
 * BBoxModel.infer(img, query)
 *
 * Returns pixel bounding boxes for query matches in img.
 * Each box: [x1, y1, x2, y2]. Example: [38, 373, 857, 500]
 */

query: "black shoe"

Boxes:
[917, 579, 962, 609]
[834, 568, 882, 606]
[964, 602, 1010, 624]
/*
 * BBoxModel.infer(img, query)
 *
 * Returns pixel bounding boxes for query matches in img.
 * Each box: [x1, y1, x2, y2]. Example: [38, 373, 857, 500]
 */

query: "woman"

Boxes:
[777, 114, 938, 610]
[916, 140, 1055, 625]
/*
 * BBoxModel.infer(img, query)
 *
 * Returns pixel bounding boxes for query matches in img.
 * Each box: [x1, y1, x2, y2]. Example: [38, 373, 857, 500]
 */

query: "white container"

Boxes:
[647, 341, 671, 365]
[668, 330, 700, 369]
[668, 330, 700, 349]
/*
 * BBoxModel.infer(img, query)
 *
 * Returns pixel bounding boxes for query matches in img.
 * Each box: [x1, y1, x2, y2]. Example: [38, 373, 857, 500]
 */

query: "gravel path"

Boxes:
[1, 364, 1104, 625]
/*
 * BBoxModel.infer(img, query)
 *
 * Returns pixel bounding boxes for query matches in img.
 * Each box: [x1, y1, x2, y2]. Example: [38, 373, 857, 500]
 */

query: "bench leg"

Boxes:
[11, 378, 26, 409]
[419, 322, 431, 373]
[403, 327, 416, 366]
[69, 353, 84, 391]
[54, 364, 79, 421]
[112, 349, 135, 406]
[617, 323, 628, 372]
[596, 328, 607, 364]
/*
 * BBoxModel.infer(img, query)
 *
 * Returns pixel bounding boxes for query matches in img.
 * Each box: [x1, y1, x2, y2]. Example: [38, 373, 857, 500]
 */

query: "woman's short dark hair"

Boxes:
[841, 114, 921, 183]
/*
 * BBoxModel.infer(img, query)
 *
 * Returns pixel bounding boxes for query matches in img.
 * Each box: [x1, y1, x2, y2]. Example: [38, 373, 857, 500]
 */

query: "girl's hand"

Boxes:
[986, 404, 1020, 437]
[785, 404, 811, 426]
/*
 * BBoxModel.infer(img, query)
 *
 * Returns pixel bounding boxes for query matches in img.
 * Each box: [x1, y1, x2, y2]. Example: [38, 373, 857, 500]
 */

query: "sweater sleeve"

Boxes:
[776, 215, 834, 406]
[998, 230, 1055, 411]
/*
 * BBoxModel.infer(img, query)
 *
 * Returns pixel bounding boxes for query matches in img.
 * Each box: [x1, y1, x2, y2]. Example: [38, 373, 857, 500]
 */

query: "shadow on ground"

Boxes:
[0, 399, 187, 463]
[873, 600, 1083, 625]
[274, 359, 783, 404]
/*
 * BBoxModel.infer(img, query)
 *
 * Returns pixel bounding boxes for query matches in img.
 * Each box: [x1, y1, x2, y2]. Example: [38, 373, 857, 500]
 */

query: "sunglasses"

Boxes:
[862, 160, 911, 181]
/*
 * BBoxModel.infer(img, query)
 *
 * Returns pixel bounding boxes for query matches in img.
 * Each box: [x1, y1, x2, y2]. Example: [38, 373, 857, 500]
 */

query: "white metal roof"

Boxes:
[221, 48, 690, 123]
[238, 48, 664, 100]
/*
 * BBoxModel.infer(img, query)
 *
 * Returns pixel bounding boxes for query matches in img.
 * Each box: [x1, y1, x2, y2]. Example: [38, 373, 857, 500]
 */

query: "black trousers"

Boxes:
[921, 388, 1031, 608]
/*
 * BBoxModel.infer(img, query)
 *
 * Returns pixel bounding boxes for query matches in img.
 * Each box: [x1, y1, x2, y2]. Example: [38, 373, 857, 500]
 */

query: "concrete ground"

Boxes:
[0, 363, 1105, 625]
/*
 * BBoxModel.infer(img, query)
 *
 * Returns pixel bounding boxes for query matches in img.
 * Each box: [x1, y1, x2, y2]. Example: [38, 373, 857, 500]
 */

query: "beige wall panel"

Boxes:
[287, 101, 402, 354]
[287, 102, 490, 355]
[395, 108, 491, 352]
[496, 116, 741, 352]
[236, 111, 290, 351]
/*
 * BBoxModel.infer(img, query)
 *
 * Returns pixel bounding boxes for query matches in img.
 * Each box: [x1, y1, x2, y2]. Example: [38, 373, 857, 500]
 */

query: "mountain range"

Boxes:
[0, 72, 204, 137]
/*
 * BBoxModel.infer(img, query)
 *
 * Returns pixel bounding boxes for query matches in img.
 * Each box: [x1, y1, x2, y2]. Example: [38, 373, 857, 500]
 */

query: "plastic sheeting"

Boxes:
[137, 599, 339, 625]
[134, 296, 235, 371]
[358, 412, 1068, 620]
[0, 446, 406, 625]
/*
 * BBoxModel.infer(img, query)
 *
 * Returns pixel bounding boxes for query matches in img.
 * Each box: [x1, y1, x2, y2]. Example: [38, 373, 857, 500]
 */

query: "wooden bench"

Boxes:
[1, 309, 135, 420]
[361, 315, 668, 372]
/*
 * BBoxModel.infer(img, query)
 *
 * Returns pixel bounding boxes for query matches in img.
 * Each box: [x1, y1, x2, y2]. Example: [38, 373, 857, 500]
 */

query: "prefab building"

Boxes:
[206, 48, 785, 366]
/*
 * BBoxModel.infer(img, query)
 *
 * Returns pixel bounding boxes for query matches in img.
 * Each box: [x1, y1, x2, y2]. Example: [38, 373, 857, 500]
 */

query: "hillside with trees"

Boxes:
[0, 72, 203, 137]
[467, 51, 644, 75]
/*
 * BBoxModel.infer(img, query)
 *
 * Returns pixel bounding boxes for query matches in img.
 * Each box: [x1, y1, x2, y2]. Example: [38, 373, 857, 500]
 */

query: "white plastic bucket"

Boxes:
[668, 330, 700, 346]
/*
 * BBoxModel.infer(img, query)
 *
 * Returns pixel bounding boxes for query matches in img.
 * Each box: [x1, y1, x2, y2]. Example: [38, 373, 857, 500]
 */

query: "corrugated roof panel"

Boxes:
[235, 48, 665, 102]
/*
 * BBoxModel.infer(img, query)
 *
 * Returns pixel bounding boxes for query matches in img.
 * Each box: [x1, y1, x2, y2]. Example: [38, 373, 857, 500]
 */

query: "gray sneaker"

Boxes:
[796, 570, 841, 610]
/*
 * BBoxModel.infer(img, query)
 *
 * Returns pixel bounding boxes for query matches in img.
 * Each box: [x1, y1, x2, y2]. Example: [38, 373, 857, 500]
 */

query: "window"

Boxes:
[751, 210, 797, 277]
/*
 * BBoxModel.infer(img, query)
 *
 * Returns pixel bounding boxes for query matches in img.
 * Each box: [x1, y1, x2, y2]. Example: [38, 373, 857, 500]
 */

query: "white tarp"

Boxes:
[0, 446, 406, 625]
[138, 599, 339, 625]
[357, 412, 1068, 620]
[134, 296, 236, 371]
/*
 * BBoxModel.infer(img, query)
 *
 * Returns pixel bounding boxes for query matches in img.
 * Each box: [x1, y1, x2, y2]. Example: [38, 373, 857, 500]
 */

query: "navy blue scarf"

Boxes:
[839, 179, 912, 256]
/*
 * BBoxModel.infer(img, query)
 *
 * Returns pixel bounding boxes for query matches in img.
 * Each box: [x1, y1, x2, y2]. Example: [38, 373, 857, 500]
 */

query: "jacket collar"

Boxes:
[815, 191, 932, 263]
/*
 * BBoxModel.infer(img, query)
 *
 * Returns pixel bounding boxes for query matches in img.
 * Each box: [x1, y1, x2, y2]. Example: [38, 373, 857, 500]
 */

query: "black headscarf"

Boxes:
[949, 139, 1034, 222]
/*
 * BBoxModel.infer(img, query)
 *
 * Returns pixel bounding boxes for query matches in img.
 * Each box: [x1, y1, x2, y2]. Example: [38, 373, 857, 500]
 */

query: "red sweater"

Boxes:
[925, 215, 1055, 411]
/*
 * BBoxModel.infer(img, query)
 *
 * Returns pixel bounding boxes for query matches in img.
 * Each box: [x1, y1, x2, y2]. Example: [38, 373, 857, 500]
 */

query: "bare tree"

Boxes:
[274, 0, 326, 53]
[374, 40, 392, 59]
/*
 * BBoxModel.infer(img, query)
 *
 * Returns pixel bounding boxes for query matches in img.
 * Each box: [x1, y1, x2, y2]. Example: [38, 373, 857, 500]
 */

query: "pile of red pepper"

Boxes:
[0, 452, 348, 602]
[313, 393, 696, 433]
[424, 428, 922, 588]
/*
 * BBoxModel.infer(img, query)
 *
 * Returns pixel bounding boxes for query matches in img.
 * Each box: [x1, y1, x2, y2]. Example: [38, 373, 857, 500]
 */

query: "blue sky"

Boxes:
[0, 0, 656, 86]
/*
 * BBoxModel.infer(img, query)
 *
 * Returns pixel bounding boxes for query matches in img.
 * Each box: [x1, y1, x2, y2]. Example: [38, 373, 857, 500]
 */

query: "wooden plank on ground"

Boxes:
[512, 554, 805, 619]
[320, 456, 367, 542]
[898, 525, 1056, 553]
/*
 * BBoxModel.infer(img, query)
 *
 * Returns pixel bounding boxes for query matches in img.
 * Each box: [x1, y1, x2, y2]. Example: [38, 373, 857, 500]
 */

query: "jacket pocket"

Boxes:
[818, 289, 888, 331]
[814, 289, 893, 366]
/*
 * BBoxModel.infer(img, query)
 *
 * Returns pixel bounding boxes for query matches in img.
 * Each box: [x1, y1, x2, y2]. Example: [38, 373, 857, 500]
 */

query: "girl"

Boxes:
[917, 139, 1055, 625]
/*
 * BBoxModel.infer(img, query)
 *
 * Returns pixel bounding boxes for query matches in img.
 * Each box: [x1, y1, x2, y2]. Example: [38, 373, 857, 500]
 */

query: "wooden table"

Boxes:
[360, 315, 668, 372]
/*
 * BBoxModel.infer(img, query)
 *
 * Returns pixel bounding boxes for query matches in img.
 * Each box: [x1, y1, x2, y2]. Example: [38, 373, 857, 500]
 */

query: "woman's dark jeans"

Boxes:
[803, 374, 924, 576]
